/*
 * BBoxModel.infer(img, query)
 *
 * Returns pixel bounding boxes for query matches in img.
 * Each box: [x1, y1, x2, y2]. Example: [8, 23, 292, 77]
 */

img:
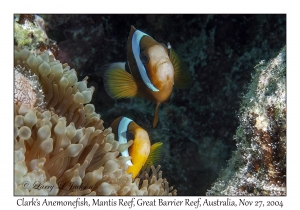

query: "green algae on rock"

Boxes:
[206, 46, 286, 196]
[14, 15, 48, 48]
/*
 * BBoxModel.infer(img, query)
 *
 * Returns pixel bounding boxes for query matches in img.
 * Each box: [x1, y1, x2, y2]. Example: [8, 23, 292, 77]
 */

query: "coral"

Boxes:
[36, 39, 59, 57]
[14, 67, 37, 108]
[14, 15, 175, 196]
[14, 65, 45, 109]
[14, 14, 58, 57]
[206, 46, 286, 196]
[17, 14, 36, 25]
[14, 15, 48, 48]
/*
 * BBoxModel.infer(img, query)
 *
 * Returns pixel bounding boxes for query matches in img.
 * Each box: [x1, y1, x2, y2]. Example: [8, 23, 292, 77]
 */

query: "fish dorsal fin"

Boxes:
[169, 48, 191, 89]
[103, 66, 138, 99]
[143, 142, 163, 168]
[130, 27, 159, 92]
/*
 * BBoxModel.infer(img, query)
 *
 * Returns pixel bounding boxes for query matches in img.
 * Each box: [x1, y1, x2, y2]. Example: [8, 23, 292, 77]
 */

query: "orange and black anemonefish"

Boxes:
[110, 116, 163, 179]
[103, 26, 191, 128]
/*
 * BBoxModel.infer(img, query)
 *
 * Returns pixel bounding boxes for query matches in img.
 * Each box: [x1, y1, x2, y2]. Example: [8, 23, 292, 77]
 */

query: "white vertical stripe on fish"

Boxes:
[132, 30, 159, 92]
[118, 117, 133, 166]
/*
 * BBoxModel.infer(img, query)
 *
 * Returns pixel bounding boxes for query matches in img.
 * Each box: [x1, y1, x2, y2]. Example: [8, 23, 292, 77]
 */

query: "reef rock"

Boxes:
[206, 46, 286, 196]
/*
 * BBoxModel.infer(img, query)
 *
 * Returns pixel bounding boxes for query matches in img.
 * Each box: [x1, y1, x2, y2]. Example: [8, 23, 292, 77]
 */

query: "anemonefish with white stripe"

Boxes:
[103, 26, 191, 128]
[110, 116, 163, 179]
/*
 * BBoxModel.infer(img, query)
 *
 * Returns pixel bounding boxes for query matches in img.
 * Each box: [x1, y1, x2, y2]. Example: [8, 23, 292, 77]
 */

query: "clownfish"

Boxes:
[110, 116, 163, 179]
[103, 26, 191, 128]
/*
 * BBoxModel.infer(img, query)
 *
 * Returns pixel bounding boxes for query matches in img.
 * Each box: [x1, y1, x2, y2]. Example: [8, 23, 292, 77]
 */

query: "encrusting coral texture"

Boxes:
[14, 15, 176, 196]
[206, 46, 286, 196]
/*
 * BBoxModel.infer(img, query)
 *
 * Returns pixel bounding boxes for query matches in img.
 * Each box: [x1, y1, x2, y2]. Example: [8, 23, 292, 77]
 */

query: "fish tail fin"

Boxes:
[153, 102, 161, 128]
[143, 142, 163, 168]
[103, 63, 138, 99]
[169, 48, 191, 89]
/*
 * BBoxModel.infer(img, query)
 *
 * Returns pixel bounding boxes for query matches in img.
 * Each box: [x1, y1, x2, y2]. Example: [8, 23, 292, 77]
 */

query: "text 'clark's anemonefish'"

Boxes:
[103, 26, 191, 128]
[110, 116, 163, 179]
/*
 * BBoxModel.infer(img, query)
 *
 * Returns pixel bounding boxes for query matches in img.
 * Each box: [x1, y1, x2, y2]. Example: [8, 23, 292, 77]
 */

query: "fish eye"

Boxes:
[140, 53, 149, 64]
[126, 131, 135, 141]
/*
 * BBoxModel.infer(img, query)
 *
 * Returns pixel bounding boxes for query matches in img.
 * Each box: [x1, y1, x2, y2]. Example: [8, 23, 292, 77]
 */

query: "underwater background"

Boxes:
[39, 14, 286, 195]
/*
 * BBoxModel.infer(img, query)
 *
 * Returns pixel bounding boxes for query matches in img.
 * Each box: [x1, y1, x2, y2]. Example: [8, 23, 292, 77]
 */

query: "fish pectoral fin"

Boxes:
[169, 48, 192, 89]
[104, 67, 138, 99]
[152, 102, 161, 128]
[144, 142, 163, 168]
[99, 62, 127, 77]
